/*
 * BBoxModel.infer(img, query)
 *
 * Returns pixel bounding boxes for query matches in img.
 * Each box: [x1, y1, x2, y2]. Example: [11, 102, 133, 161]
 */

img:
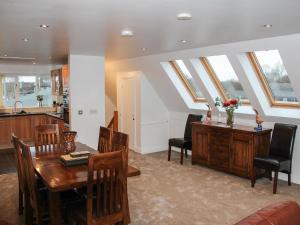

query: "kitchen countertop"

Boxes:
[0, 111, 64, 120]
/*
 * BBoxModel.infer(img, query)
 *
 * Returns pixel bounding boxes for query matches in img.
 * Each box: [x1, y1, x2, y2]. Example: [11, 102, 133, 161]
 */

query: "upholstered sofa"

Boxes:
[235, 201, 300, 225]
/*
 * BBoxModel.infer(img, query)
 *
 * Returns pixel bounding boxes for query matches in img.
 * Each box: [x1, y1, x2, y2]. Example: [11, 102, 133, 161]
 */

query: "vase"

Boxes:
[226, 110, 234, 127]
[63, 131, 77, 153]
[217, 112, 222, 123]
[38, 101, 42, 107]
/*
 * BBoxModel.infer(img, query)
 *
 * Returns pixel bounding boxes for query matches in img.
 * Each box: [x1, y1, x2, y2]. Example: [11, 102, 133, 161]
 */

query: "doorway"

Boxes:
[119, 76, 136, 150]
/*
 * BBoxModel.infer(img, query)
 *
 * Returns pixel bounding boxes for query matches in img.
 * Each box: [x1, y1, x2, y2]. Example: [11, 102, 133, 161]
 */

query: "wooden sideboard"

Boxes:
[192, 121, 272, 179]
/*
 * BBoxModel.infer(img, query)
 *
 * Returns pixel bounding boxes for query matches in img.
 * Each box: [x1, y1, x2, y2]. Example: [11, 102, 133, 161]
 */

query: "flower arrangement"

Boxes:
[36, 95, 44, 107]
[215, 96, 242, 127]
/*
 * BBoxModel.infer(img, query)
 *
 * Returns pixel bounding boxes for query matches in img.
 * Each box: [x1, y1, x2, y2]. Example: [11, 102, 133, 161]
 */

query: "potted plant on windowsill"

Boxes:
[215, 96, 242, 127]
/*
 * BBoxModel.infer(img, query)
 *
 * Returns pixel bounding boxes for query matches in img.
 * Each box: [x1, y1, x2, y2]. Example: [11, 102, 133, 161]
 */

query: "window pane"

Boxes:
[2, 76, 16, 107]
[254, 50, 298, 103]
[37, 76, 52, 106]
[174, 60, 205, 99]
[2, 74, 53, 108]
[207, 55, 248, 100]
[18, 76, 37, 107]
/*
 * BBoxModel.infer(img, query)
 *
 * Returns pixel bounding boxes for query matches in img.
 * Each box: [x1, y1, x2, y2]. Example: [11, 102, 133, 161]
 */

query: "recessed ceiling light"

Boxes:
[263, 24, 272, 28]
[121, 29, 133, 37]
[141, 47, 146, 51]
[180, 39, 188, 44]
[40, 24, 49, 29]
[177, 13, 192, 20]
[22, 38, 29, 42]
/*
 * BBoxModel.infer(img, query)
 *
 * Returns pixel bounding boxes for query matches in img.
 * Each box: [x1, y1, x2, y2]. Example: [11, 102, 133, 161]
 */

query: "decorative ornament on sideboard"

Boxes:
[253, 108, 264, 131]
[206, 104, 212, 122]
[215, 96, 242, 127]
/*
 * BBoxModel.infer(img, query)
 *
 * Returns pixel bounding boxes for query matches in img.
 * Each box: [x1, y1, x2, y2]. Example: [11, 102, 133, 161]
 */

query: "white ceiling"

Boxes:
[1, 0, 300, 64]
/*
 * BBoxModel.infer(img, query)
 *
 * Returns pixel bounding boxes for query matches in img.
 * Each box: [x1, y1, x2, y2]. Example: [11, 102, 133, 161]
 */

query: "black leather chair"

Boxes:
[168, 114, 202, 164]
[251, 123, 297, 194]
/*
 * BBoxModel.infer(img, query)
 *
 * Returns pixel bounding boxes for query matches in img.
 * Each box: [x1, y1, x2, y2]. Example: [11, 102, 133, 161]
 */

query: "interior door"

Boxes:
[120, 77, 136, 150]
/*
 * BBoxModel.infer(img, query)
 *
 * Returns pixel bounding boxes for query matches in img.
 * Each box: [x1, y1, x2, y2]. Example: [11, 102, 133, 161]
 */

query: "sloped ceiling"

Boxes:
[107, 34, 300, 123]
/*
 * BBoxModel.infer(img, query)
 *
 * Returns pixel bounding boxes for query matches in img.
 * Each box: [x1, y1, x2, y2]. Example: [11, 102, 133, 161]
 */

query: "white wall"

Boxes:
[140, 74, 169, 154]
[116, 71, 169, 154]
[69, 54, 105, 149]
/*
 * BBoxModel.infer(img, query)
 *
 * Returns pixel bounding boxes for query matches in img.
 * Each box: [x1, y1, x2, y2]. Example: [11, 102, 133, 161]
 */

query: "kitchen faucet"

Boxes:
[13, 100, 23, 114]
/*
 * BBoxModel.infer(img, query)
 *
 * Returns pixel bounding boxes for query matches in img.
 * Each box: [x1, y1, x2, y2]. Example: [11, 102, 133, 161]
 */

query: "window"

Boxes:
[247, 50, 299, 107]
[170, 60, 206, 102]
[200, 55, 249, 103]
[1, 74, 53, 107]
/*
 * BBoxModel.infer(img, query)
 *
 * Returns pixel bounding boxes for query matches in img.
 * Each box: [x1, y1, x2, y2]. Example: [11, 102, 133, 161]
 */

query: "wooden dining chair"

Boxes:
[111, 131, 130, 223]
[111, 131, 129, 153]
[34, 124, 61, 152]
[20, 139, 47, 225]
[11, 134, 25, 215]
[97, 126, 111, 153]
[67, 151, 128, 225]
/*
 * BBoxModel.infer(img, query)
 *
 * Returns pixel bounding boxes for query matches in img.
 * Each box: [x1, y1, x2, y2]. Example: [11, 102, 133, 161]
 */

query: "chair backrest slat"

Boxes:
[35, 124, 60, 153]
[111, 131, 128, 152]
[98, 126, 111, 153]
[87, 151, 126, 225]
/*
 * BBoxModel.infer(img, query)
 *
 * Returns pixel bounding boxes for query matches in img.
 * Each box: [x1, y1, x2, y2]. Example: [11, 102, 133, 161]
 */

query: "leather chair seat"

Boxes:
[168, 138, 191, 149]
[254, 156, 291, 171]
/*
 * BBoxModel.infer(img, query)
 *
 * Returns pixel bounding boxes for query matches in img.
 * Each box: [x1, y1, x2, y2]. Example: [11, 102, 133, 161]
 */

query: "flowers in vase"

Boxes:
[215, 96, 242, 126]
[36, 95, 44, 107]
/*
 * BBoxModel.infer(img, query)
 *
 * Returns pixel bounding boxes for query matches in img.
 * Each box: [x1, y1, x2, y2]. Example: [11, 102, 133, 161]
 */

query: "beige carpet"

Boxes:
[1, 150, 300, 225]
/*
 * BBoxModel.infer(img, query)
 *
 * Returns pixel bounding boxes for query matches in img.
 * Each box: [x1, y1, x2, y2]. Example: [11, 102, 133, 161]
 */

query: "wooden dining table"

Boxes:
[29, 142, 140, 225]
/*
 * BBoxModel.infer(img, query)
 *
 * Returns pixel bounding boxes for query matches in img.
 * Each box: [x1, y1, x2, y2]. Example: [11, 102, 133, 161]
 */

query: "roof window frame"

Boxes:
[247, 52, 300, 108]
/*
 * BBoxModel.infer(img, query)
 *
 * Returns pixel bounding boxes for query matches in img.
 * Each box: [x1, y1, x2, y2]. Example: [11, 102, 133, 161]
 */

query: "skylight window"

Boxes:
[200, 55, 249, 103]
[247, 50, 299, 107]
[170, 60, 205, 102]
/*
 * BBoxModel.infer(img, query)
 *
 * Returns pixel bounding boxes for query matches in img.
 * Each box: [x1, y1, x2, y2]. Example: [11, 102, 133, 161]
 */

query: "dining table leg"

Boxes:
[48, 191, 61, 225]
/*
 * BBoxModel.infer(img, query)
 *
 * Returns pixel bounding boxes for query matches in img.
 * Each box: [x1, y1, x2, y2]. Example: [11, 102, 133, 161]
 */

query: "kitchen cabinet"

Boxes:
[11, 115, 33, 142]
[0, 117, 12, 147]
[0, 114, 65, 149]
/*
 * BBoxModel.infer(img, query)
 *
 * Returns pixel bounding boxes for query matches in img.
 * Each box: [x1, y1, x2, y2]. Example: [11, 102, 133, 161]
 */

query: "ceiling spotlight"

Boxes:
[180, 39, 188, 44]
[141, 47, 146, 51]
[121, 29, 133, 37]
[22, 38, 29, 42]
[40, 24, 49, 29]
[263, 24, 272, 28]
[177, 13, 192, 20]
